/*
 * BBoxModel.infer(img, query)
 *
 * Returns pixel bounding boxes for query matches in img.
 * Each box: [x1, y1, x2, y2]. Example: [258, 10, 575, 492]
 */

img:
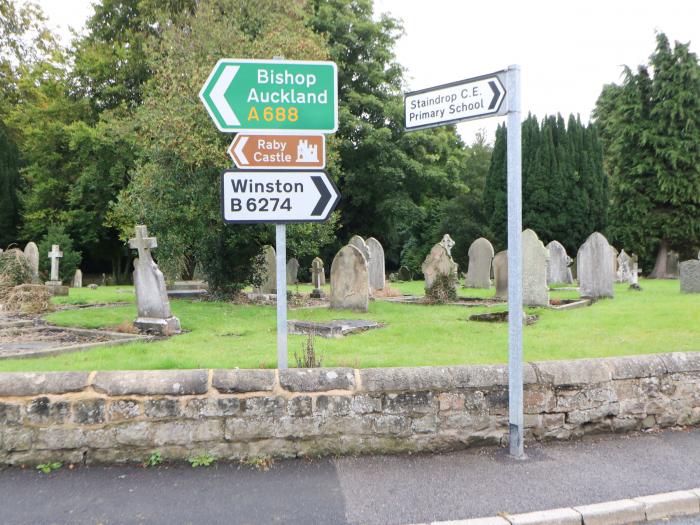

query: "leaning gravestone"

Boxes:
[286, 258, 299, 285]
[616, 250, 633, 284]
[466, 237, 494, 289]
[129, 225, 181, 335]
[492, 250, 508, 300]
[72, 269, 83, 288]
[421, 243, 458, 299]
[366, 237, 385, 291]
[24, 242, 40, 284]
[310, 257, 325, 298]
[45, 244, 69, 296]
[522, 229, 549, 307]
[330, 245, 369, 312]
[577, 232, 615, 298]
[254, 245, 277, 294]
[680, 256, 700, 293]
[546, 240, 574, 285]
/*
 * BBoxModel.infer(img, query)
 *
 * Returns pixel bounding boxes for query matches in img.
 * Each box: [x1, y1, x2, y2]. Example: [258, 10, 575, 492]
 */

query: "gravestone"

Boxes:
[616, 250, 633, 284]
[610, 245, 619, 276]
[24, 242, 40, 284]
[577, 232, 615, 298]
[492, 250, 508, 300]
[440, 234, 455, 257]
[129, 225, 181, 335]
[421, 243, 458, 297]
[254, 245, 277, 294]
[330, 245, 369, 312]
[466, 237, 494, 289]
[667, 251, 680, 278]
[397, 266, 412, 281]
[310, 257, 325, 298]
[546, 240, 574, 285]
[348, 235, 372, 294]
[286, 258, 299, 285]
[522, 229, 549, 307]
[72, 269, 83, 288]
[45, 244, 69, 296]
[366, 237, 385, 291]
[680, 257, 700, 293]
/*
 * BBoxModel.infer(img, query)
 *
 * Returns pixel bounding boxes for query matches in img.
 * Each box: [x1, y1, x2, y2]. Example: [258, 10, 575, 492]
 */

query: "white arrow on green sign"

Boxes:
[199, 58, 338, 133]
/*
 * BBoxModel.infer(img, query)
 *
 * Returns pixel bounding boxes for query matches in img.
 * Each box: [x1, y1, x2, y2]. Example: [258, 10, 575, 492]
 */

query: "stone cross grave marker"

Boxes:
[466, 237, 494, 289]
[286, 258, 299, 285]
[24, 242, 39, 284]
[546, 240, 573, 285]
[310, 257, 325, 298]
[48, 245, 63, 283]
[440, 234, 455, 257]
[129, 225, 181, 335]
[577, 232, 614, 299]
[366, 237, 385, 291]
[330, 245, 369, 312]
[522, 229, 549, 307]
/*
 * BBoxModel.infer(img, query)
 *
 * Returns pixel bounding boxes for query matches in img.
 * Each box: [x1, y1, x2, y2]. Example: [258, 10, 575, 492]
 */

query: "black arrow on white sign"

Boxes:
[488, 80, 502, 110]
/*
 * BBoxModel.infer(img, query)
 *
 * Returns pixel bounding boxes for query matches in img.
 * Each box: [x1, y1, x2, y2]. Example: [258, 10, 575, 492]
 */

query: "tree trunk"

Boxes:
[649, 239, 669, 279]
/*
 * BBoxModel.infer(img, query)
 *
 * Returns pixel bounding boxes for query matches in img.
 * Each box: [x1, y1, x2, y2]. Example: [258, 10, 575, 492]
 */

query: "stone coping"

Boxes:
[423, 489, 700, 525]
[0, 352, 697, 397]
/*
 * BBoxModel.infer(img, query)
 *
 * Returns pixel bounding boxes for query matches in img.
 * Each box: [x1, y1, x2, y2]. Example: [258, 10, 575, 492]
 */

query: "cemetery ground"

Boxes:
[0, 278, 695, 372]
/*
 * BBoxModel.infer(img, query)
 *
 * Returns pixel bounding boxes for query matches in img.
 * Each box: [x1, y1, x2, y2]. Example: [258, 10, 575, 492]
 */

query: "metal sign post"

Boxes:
[404, 66, 524, 459]
[506, 64, 524, 459]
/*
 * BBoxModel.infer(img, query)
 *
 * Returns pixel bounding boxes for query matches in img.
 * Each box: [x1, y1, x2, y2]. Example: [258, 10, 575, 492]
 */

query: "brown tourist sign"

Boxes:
[227, 133, 325, 170]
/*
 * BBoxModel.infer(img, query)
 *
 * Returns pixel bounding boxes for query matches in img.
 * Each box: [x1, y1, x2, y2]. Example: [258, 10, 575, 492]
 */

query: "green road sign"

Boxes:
[199, 59, 338, 133]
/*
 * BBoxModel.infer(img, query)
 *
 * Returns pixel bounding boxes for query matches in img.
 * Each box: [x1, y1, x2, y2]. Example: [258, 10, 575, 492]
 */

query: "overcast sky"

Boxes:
[37, 0, 700, 145]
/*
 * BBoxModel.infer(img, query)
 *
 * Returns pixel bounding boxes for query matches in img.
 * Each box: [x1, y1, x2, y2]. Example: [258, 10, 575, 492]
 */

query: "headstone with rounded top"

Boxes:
[546, 240, 573, 285]
[522, 229, 549, 307]
[24, 242, 40, 284]
[466, 237, 494, 288]
[129, 225, 181, 335]
[348, 235, 372, 294]
[330, 245, 369, 312]
[577, 232, 615, 298]
[667, 251, 680, 278]
[492, 250, 508, 299]
[72, 269, 83, 288]
[286, 258, 299, 285]
[366, 237, 385, 291]
[397, 266, 412, 281]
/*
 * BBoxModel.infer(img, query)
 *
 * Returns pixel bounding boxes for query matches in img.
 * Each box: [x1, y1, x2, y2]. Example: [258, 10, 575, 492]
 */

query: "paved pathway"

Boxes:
[1, 428, 699, 524]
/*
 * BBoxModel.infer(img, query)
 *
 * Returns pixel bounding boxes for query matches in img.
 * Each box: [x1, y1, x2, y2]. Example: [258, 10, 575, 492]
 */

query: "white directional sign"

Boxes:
[221, 170, 339, 224]
[404, 72, 507, 131]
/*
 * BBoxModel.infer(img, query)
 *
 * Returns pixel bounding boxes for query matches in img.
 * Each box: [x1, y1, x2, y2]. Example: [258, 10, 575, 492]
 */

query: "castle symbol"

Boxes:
[297, 140, 319, 163]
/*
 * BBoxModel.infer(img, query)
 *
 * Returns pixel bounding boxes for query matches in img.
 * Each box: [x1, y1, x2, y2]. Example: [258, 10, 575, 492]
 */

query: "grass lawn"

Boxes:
[0, 279, 696, 371]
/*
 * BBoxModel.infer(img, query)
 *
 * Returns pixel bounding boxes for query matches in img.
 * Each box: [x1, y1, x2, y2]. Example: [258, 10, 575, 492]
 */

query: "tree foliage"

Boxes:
[594, 32, 700, 272]
[484, 114, 607, 254]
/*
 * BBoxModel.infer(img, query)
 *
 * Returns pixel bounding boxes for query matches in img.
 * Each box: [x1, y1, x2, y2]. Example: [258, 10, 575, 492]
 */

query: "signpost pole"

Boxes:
[506, 64, 524, 459]
[276, 223, 288, 369]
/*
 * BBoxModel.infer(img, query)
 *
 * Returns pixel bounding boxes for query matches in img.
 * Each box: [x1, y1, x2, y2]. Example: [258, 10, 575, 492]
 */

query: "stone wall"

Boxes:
[1, 352, 699, 465]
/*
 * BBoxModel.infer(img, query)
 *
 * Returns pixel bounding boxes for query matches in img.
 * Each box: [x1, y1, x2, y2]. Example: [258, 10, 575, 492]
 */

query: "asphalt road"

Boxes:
[1, 428, 699, 525]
